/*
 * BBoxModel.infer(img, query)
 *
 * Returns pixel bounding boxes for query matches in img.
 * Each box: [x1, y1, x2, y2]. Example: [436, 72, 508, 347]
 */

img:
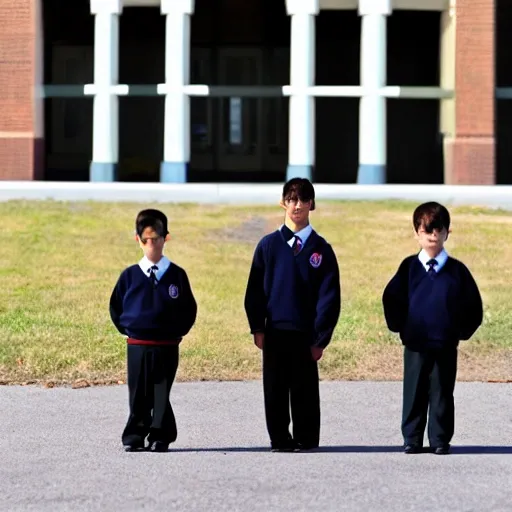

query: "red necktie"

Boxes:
[293, 236, 303, 256]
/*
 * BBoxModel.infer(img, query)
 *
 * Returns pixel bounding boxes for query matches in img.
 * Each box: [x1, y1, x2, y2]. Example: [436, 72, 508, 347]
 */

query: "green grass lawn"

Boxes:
[0, 199, 511, 385]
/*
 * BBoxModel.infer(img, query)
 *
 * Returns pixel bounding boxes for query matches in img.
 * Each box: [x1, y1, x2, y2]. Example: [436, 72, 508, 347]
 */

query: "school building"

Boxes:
[0, 0, 510, 185]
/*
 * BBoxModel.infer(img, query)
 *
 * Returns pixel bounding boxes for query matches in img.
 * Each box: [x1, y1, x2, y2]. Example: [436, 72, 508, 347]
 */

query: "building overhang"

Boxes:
[120, 0, 451, 11]
[320, 0, 450, 10]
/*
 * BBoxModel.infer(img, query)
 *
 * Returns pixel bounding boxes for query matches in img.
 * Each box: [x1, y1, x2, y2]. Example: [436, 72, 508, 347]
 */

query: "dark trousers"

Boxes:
[402, 346, 458, 448]
[122, 344, 180, 446]
[262, 329, 320, 446]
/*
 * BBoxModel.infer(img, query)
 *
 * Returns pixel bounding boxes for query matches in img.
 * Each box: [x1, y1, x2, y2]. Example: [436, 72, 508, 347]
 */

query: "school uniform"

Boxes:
[110, 255, 197, 449]
[382, 248, 483, 450]
[244, 225, 341, 450]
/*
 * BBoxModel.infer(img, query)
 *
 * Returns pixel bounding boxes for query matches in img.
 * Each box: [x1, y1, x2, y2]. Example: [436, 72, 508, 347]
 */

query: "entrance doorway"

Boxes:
[189, 47, 289, 181]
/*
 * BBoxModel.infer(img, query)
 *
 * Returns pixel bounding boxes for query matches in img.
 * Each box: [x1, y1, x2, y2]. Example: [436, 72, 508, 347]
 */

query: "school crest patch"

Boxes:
[169, 284, 179, 299]
[309, 253, 322, 268]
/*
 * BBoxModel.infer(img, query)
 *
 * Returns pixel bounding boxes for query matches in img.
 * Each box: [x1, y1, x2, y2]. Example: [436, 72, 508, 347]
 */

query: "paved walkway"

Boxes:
[1, 381, 511, 511]
[2, 182, 512, 208]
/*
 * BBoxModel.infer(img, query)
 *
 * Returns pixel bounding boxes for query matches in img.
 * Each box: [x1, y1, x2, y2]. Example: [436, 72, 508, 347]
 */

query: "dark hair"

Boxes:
[135, 209, 169, 237]
[413, 202, 450, 233]
[282, 177, 316, 211]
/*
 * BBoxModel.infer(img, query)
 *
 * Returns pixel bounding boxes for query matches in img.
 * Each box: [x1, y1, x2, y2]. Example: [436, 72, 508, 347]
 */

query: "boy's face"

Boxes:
[136, 226, 168, 262]
[414, 223, 449, 255]
[280, 195, 312, 226]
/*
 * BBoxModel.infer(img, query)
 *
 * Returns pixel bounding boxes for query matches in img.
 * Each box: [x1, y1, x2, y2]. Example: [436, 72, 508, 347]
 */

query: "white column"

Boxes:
[285, 0, 319, 182]
[88, 0, 122, 182]
[158, 0, 194, 183]
[357, 0, 391, 184]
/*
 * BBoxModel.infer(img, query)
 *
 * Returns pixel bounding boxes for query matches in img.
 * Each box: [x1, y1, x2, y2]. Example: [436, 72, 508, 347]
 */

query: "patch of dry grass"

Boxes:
[0, 199, 511, 385]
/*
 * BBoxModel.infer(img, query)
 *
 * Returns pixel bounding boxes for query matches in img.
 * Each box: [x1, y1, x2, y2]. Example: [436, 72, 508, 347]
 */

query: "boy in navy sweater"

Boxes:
[110, 209, 197, 452]
[383, 202, 483, 455]
[244, 178, 341, 452]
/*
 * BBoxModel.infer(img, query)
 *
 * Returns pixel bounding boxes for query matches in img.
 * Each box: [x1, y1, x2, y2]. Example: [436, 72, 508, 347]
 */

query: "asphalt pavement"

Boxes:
[1, 381, 511, 512]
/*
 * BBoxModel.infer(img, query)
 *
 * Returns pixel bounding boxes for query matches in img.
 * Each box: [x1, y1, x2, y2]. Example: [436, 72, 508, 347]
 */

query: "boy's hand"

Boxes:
[311, 347, 324, 361]
[254, 332, 265, 350]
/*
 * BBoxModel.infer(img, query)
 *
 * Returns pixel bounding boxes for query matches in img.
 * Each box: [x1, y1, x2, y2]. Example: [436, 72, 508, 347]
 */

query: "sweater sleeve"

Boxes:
[244, 240, 267, 334]
[382, 257, 411, 333]
[457, 263, 483, 341]
[177, 269, 198, 337]
[109, 274, 126, 335]
[313, 244, 341, 348]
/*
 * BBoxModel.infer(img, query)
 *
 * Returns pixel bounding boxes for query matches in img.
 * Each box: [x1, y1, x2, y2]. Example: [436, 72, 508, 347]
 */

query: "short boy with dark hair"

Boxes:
[244, 178, 341, 452]
[382, 201, 483, 455]
[110, 209, 197, 453]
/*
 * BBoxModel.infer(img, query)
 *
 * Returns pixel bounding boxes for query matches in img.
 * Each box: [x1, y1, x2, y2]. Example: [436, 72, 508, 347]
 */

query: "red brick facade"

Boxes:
[0, 0, 43, 180]
[443, 0, 496, 185]
[0, 0, 497, 183]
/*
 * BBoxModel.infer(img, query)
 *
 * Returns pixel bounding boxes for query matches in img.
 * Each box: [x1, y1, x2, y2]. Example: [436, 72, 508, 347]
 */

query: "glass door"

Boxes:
[217, 48, 264, 171]
[190, 47, 214, 171]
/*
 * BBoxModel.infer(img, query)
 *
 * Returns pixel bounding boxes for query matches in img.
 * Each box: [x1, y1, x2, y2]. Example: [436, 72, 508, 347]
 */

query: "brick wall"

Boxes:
[446, 0, 495, 184]
[0, 0, 42, 180]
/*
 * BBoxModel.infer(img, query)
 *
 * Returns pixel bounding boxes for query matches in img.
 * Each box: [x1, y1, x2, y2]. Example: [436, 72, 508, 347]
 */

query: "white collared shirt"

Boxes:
[138, 255, 171, 281]
[280, 224, 313, 248]
[418, 248, 448, 273]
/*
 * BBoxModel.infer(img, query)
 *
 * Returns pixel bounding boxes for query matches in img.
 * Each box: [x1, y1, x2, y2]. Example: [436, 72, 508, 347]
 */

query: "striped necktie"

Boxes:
[148, 265, 159, 287]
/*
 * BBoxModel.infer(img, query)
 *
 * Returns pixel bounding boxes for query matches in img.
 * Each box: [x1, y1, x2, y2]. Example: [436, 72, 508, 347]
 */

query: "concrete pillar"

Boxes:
[444, 0, 496, 185]
[159, 0, 194, 183]
[89, 0, 122, 182]
[357, 0, 391, 185]
[285, 0, 319, 182]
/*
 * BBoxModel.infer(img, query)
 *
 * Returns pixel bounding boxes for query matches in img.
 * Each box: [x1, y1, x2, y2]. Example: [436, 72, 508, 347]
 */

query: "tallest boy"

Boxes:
[244, 178, 341, 452]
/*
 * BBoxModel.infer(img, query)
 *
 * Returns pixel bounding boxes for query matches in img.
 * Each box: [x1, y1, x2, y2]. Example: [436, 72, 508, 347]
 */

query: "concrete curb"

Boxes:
[2, 181, 512, 208]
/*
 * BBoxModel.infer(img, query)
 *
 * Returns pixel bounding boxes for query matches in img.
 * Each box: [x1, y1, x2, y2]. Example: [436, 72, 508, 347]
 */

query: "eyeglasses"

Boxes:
[140, 236, 163, 244]
[284, 197, 311, 206]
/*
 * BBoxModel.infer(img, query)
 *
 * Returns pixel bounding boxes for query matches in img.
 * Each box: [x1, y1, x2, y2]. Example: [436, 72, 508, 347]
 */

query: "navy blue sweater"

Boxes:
[382, 255, 483, 349]
[244, 228, 341, 348]
[109, 263, 197, 342]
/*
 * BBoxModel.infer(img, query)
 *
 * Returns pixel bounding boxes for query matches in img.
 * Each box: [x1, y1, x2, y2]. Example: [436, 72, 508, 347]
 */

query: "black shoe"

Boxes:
[123, 442, 145, 452]
[147, 441, 169, 453]
[432, 445, 450, 455]
[404, 444, 422, 454]
[294, 442, 319, 452]
[270, 439, 297, 452]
